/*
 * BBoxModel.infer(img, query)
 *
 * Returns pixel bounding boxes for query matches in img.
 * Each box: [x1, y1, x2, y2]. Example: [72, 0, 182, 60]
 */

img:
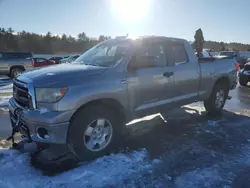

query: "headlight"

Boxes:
[35, 88, 67, 103]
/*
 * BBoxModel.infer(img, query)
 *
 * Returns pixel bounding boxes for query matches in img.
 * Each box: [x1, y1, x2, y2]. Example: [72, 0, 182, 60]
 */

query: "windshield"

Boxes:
[73, 40, 131, 67]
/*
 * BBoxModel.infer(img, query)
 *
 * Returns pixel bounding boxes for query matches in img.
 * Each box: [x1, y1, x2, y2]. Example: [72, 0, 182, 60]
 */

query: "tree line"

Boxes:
[0, 27, 249, 54]
[0, 27, 111, 54]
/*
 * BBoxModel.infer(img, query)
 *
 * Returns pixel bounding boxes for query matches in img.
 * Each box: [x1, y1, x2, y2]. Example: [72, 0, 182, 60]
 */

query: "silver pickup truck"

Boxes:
[8, 36, 237, 161]
[0, 52, 34, 78]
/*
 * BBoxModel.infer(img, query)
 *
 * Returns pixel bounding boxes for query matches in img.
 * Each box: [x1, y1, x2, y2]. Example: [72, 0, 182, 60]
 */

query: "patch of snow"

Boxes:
[174, 146, 250, 188]
[0, 83, 12, 108]
[0, 96, 11, 107]
[163, 174, 172, 181]
[0, 84, 13, 93]
[207, 120, 217, 126]
[0, 148, 156, 188]
[204, 130, 215, 134]
[174, 167, 223, 188]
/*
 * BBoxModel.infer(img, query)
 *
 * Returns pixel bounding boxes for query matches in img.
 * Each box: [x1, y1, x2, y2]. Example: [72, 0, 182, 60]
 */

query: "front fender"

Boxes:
[57, 76, 128, 112]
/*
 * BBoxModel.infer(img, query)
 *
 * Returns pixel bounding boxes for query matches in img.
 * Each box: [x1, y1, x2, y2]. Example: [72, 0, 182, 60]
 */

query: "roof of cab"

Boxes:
[114, 35, 187, 43]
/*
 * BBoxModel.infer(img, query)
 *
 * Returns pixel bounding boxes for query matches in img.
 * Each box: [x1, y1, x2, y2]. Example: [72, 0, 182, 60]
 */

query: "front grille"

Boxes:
[13, 80, 31, 108]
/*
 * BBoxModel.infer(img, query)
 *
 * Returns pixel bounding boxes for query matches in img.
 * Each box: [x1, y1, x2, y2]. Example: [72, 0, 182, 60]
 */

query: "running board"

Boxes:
[227, 96, 232, 100]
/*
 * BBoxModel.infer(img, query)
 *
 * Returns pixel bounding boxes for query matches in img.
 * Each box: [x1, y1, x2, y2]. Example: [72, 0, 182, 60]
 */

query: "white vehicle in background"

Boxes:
[60, 54, 80, 64]
[202, 49, 213, 57]
[194, 49, 213, 58]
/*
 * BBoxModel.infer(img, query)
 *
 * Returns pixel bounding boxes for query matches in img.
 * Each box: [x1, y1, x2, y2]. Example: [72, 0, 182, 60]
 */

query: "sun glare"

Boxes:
[110, 0, 150, 22]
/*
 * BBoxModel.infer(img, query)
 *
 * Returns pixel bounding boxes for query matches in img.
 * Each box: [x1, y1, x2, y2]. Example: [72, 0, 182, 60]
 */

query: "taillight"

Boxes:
[32, 59, 35, 67]
[235, 63, 240, 71]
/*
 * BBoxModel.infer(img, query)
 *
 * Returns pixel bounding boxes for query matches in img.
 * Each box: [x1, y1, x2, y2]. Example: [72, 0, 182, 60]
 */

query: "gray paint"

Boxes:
[0, 59, 34, 75]
[9, 36, 237, 144]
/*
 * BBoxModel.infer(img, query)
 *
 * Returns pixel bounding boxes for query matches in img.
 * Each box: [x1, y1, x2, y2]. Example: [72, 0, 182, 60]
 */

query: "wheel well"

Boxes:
[214, 76, 230, 94]
[10, 65, 25, 73]
[70, 98, 126, 124]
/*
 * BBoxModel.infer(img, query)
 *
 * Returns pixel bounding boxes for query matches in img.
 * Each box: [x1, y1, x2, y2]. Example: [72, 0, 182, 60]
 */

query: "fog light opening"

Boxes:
[37, 127, 49, 139]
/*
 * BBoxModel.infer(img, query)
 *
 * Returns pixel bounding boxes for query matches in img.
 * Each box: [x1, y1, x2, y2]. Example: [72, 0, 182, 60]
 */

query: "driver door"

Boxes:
[127, 40, 175, 118]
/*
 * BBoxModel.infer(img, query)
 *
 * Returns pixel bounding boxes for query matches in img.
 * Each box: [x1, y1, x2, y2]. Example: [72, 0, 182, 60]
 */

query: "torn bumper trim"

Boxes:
[8, 97, 71, 144]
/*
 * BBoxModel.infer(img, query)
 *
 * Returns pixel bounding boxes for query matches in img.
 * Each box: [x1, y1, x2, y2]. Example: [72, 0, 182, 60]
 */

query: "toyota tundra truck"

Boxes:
[8, 36, 238, 161]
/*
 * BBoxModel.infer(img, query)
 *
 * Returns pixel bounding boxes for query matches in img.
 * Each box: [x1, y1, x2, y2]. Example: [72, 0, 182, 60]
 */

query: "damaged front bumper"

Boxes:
[8, 97, 74, 145]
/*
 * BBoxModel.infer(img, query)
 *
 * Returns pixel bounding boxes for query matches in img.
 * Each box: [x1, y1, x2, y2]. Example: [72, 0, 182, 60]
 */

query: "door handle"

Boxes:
[210, 72, 216, 77]
[120, 79, 127, 84]
[163, 72, 174, 77]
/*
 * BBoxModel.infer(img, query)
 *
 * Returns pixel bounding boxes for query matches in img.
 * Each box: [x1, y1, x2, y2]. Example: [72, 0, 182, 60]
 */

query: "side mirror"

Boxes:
[129, 56, 156, 70]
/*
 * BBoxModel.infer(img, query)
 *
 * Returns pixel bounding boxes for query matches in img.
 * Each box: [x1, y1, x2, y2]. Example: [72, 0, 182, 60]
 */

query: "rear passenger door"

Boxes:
[165, 41, 200, 105]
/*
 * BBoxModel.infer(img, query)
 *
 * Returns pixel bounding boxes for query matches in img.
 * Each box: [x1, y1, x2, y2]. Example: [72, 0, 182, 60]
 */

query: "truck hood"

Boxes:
[18, 63, 107, 87]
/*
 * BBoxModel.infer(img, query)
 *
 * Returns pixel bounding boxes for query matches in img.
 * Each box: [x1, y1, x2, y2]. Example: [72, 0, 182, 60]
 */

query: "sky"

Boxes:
[0, 0, 250, 43]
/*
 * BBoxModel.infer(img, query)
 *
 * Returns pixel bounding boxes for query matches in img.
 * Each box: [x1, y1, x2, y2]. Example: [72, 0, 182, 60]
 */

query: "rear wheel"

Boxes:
[10, 67, 24, 78]
[204, 82, 229, 115]
[67, 105, 123, 161]
[239, 76, 248, 86]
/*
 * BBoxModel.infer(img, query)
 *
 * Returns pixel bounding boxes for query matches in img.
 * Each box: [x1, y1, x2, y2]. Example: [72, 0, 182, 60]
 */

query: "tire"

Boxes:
[204, 82, 229, 116]
[67, 105, 123, 161]
[239, 76, 248, 86]
[10, 67, 24, 78]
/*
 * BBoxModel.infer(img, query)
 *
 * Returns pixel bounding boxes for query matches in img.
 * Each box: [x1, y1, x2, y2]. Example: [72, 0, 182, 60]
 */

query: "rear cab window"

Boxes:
[5, 53, 19, 59]
[19, 52, 32, 58]
[1, 52, 32, 59]
[165, 41, 189, 66]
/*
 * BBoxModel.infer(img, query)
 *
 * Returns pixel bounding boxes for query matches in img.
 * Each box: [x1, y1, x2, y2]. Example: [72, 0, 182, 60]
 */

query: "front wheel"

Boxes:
[67, 105, 123, 161]
[204, 83, 228, 115]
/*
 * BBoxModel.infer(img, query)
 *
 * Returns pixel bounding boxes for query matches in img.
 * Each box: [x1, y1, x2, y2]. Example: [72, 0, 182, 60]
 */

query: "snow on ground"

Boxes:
[175, 146, 250, 188]
[0, 148, 157, 188]
[1, 140, 250, 188]
[0, 97, 11, 107]
[0, 116, 250, 188]
[0, 83, 12, 108]
[0, 84, 12, 93]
